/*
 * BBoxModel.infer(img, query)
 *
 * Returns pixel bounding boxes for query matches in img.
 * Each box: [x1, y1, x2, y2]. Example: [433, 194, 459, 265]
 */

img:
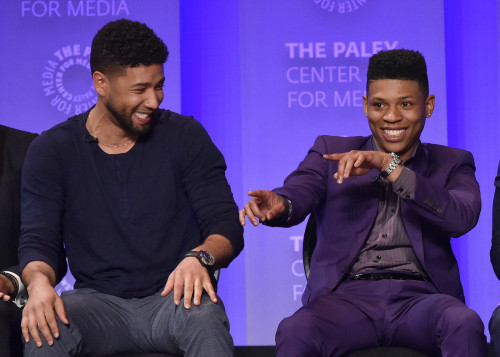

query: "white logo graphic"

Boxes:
[42, 44, 97, 115]
[312, 0, 368, 14]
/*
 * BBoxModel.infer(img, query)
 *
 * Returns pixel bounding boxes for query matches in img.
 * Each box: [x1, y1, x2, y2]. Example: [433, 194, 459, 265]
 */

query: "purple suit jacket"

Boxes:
[274, 135, 481, 305]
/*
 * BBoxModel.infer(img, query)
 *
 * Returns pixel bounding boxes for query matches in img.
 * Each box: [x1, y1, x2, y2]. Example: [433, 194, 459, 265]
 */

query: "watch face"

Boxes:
[200, 251, 215, 267]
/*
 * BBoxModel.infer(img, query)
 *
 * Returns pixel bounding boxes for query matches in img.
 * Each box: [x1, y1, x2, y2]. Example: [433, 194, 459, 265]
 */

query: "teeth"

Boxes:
[384, 129, 405, 137]
[135, 113, 148, 119]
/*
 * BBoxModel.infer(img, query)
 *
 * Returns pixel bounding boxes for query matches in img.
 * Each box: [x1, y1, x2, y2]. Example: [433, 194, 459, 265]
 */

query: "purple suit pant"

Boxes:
[276, 279, 486, 357]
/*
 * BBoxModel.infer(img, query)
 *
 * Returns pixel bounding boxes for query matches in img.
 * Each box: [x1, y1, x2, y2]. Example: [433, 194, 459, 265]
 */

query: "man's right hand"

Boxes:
[21, 277, 68, 347]
[239, 190, 286, 226]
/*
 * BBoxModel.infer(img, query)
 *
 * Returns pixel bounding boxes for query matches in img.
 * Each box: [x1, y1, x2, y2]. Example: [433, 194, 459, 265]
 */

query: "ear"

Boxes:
[425, 94, 435, 118]
[92, 71, 107, 96]
[363, 94, 368, 117]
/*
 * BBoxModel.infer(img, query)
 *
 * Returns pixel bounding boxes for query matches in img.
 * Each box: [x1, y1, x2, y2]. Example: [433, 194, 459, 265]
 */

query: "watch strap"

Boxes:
[383, 152, 402, 176]
[184, 250, 214, 268]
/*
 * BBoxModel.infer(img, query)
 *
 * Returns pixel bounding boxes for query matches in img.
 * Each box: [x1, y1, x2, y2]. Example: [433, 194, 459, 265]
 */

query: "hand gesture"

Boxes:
[323, 150, 394, 183]
[162, 257, 217, 309]
[21, 278, 68, 347]
[239, 190, 286, 226]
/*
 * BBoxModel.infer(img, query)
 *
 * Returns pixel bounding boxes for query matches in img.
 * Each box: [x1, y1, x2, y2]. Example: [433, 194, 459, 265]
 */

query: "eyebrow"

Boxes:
[131, 78, 165, 88]
[370, 95, 416, 101]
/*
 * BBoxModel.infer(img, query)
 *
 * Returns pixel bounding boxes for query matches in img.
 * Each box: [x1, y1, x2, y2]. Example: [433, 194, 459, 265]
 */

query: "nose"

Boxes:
[383, 105, 402, 122]
[144, 89, 162, 110]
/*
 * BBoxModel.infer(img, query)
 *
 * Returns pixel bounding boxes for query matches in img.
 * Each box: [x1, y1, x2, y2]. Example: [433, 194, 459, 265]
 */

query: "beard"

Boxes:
[104, 99, 156, 137]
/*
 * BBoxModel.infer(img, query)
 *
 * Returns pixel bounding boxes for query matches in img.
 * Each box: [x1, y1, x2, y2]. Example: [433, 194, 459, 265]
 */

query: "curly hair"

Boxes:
[90, 19, 168, 76]
[367, 49, 429, 97]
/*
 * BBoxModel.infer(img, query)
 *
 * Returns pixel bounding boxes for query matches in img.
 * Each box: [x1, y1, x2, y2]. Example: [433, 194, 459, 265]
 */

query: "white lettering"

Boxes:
[292, 260, 304, 277]
[67, 0, 130, 17]
[333, 90, 364, 107]
[22, 0, 61, 17]
[290, 236, 303, 252]
[285, 42, 327, 59]
[333, 41, 400, 58]
[288, 91, 328, 108]
[286, 66, 361, 84]
[293, 284, 305, 301]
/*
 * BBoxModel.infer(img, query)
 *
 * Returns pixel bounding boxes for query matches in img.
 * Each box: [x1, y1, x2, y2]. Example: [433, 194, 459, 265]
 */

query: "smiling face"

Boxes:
[101, 64, 165, 136]
[363, 79, 435, 160]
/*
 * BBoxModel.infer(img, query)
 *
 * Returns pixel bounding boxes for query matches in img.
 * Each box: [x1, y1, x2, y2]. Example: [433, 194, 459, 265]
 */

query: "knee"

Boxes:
[441, 305, 484, 334]
[276, 312, 318, 344]
[183, 295, 230, 332]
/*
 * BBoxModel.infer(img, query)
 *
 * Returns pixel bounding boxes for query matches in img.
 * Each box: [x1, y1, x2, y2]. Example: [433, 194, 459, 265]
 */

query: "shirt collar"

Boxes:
[370, 136, 419, 165]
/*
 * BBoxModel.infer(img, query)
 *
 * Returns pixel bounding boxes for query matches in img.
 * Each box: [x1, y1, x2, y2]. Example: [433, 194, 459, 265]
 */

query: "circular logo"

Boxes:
[312, 0, 368, 14]
[41, 44, 97, 116]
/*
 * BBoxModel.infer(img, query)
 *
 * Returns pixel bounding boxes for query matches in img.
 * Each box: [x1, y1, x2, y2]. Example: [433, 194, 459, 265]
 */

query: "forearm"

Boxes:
[22, 261, 57, 290]
[415, 173, 480, 236]
[193, 234, 234, 269]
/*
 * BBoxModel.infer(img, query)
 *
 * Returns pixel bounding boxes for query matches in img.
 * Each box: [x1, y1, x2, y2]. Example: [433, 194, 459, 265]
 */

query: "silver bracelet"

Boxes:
[384, 152, 402, 176]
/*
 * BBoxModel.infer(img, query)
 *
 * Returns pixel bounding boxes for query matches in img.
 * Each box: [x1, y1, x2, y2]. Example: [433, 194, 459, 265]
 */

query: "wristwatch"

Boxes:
[383, 152, 402, 176]
[184, 250, 215, 269]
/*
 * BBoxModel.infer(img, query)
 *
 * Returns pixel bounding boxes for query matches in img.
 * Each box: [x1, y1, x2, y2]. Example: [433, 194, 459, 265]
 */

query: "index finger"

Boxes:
[247, 190, 269, 199]
[239, 209, 247, 226]
[323, 153, 345, 162]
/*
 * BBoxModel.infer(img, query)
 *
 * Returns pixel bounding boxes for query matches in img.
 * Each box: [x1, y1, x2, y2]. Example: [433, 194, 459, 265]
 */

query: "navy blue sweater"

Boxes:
[19, 109, 244, 298]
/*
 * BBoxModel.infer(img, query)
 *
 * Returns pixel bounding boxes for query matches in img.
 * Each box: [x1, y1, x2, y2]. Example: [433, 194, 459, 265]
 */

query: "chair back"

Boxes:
[302, 213, 317, 280]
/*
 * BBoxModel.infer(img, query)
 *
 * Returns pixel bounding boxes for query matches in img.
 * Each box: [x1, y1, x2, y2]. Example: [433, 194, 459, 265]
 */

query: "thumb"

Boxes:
[266, 199, 286, 220]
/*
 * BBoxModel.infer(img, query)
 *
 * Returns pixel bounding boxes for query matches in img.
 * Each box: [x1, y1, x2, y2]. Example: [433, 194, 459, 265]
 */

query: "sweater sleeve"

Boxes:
[18, 132, 67, 283]
[179, 118, 244, 262]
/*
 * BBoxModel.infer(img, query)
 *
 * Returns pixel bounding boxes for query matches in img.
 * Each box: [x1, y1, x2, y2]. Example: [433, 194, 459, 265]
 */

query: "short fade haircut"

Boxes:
[90, 19, 168, 76]
[366, 49, 429, 97]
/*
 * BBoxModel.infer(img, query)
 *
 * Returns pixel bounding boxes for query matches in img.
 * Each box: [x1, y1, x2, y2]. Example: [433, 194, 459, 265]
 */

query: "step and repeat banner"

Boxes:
[0, 0, 180, 292]
[238, 0, 447, 344]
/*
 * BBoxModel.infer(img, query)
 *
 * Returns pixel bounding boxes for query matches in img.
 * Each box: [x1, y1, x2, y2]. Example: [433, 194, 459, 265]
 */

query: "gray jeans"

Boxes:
[24, 288, 233, 357]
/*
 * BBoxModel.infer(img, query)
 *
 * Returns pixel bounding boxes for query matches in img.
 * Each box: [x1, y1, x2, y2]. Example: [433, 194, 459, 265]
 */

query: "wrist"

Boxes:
[382, 152, 402, 177]
[0, 271, 18, 296]
[184, 250, 215, 269]
[26, 273, 52, 293]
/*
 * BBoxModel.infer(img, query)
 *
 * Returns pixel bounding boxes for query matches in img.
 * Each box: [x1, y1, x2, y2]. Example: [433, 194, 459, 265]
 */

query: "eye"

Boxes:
[402, 101, 411, 107]
[373, 102, 383, 108]
[155, 84, 164, 91]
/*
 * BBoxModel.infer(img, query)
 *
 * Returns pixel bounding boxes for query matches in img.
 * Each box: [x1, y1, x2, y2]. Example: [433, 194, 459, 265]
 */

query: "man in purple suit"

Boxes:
[240, 49, 486, 356]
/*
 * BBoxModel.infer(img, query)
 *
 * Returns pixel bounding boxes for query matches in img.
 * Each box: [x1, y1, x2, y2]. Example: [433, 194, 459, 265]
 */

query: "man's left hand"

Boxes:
[161, 257, 217, 309]
[323, 150, 394, 183]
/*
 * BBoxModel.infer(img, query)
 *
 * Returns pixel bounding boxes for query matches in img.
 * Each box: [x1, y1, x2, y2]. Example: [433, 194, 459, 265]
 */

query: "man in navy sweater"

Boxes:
[19, 19, 243, 357]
